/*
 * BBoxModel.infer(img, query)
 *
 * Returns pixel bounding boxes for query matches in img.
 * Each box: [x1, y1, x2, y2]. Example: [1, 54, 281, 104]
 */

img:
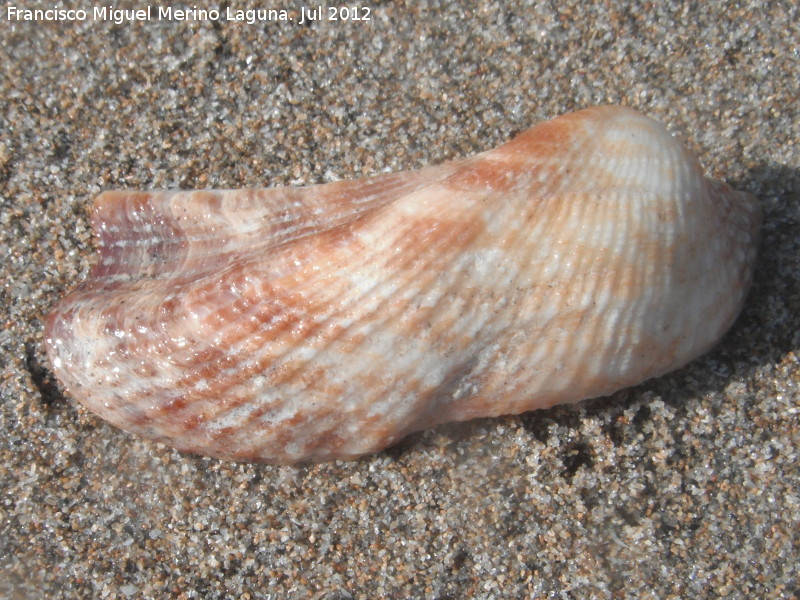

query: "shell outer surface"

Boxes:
[45, 106, 761, 463]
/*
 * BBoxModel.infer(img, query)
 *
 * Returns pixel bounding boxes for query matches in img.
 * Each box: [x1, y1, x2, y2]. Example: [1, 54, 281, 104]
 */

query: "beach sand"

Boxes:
[1, 2, 798, 598]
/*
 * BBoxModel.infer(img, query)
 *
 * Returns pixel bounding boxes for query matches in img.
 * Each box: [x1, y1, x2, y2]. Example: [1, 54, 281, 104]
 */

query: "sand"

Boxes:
[1, 2, 798, 598]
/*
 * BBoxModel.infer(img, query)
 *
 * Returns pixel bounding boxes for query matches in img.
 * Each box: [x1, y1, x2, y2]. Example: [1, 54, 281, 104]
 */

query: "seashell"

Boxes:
[45, 106, 761, 464]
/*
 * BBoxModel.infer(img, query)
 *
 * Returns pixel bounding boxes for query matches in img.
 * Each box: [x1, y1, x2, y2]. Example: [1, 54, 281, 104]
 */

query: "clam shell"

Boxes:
[45, 106, 761, 463]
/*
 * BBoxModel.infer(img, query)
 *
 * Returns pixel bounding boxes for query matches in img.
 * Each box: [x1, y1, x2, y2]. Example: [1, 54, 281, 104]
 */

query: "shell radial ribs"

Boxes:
[45, 107, 761, 463]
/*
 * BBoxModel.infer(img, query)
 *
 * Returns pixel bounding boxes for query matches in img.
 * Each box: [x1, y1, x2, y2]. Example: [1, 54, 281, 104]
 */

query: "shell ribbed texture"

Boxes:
[45, 107, 761, 463]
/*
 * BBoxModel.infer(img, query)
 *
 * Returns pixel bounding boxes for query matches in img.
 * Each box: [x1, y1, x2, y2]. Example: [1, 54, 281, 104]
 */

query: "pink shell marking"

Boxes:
[45, 107, 761, 463]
